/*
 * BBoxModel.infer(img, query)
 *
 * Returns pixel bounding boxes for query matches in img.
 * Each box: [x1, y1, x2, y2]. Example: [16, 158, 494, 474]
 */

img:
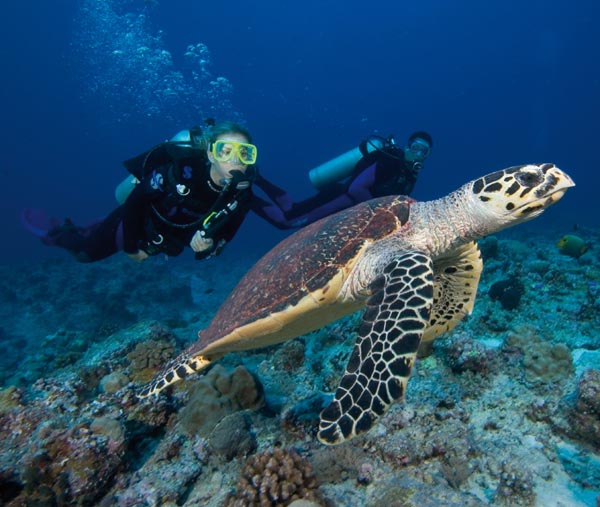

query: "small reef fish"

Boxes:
[557, 234, 588, 258]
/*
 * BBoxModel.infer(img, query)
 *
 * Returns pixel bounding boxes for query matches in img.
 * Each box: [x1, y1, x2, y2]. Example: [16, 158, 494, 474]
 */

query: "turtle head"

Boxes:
[470, 163, 574, 227]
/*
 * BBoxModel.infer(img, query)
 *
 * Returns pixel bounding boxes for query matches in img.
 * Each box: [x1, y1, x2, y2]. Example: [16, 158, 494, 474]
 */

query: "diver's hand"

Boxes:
[190, 230, 214, 253]
[127, 250, 150, 262]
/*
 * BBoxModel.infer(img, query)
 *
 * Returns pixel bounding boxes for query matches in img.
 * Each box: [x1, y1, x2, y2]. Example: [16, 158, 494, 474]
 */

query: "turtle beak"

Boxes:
[541, 164, 575, 191]
[512, 163, 574, 219]
[535, 163, 575, 204]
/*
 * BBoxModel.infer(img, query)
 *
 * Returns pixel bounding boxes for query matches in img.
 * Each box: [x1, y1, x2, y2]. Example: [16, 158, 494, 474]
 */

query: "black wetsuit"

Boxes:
[44, 144, 255, 262]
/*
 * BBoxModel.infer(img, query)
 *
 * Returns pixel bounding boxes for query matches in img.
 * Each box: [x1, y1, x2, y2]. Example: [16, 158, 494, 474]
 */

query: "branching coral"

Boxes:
[224, 447, 324, 507]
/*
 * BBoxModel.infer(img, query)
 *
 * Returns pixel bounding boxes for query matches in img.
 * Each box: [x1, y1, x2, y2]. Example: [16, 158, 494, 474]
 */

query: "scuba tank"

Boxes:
[308, 135, 385, 189]
[115, 123, 211, 205]
[115, 175, 140, 205]
[164, 125, 207, 158]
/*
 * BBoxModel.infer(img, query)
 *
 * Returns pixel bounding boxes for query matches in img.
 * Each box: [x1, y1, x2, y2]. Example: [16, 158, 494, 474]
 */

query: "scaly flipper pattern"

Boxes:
[318, 251, 434, 444]
[425, 242, 483, 341]
[137, 352, 212, 397]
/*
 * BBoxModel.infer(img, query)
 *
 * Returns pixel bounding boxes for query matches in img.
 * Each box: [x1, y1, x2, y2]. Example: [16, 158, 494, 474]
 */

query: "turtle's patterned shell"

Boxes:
[192, 196, 411, 353]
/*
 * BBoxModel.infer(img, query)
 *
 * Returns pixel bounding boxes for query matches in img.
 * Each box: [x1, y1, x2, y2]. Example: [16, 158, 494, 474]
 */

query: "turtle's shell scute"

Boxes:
[196, 196, 411, 350]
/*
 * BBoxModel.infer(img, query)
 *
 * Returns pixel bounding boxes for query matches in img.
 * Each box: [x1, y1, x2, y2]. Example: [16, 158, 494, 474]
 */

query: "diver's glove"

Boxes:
[192, 231, 227, 260]
[190, 230, 214, 255]
[127, 250, 150, 262]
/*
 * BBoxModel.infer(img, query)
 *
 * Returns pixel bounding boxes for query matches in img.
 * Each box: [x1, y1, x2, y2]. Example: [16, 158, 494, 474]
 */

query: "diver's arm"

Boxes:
[253, 173, 295, 212]
[272, 162, 378, 226]
[251, 159, 381, 228]
[345, 162, 378, 202]
[218, 210, 247, 243]
[251, 195, 298, 230]
[266, 193, 356, 228]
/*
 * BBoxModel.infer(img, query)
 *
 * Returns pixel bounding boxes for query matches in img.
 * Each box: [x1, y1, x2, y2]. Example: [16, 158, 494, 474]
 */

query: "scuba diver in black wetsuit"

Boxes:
[24, 121, 270, 262]
[252, 131, 433, 229]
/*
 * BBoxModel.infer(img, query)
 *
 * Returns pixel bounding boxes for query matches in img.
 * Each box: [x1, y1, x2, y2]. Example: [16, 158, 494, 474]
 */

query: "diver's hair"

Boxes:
[408, 131, 433, 148]
[206, 121, 252, 146]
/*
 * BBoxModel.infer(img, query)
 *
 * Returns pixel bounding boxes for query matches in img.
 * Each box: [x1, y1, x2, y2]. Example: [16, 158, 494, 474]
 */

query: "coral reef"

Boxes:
[505, 326, 574, 384]
[440, 453, 474, 489]
[493, 461, 536, 506]
[100, 370, 130, 393]
[282, 392, 331, 438]
[0, 377, 126, 506]
[555, 441, 600, 491]
[176, 364, 264, 437]
[569, 368, 600, 449]
[365, 475, 486, 507]
[478, 235, 499, 260]
[310, 443, 371, 485]
[127, 327, 178, 383]
[440, 332, 494, 375]
[208, 411, 257, 459]
[224, 447, 324, 507]
[272, 339, 306, 372]
[0, 229, 599, 506]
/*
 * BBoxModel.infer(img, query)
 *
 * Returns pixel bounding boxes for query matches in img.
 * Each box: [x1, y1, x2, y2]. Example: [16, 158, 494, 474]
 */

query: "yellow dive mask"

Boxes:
[211, 140, 258, 165]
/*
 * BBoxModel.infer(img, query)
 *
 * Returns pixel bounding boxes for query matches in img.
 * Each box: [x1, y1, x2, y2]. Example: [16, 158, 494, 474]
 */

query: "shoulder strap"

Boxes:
[123, 125, 209, 180]
[122, 143, 172, 180]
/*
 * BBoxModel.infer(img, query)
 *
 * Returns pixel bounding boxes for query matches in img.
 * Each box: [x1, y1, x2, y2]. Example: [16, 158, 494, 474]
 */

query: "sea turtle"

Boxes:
[139, 163, 574, 444]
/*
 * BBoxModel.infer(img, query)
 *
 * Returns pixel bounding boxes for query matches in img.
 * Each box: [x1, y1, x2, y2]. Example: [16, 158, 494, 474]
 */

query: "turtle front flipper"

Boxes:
[318, 251, 434, 444]
[424, 241, 483, 341]
[137, 352, 213, 398]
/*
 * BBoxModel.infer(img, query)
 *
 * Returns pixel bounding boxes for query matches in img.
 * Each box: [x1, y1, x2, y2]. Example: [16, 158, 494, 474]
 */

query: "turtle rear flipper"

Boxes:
[318, 251, 434, 444]
[138, 352, 213, 398]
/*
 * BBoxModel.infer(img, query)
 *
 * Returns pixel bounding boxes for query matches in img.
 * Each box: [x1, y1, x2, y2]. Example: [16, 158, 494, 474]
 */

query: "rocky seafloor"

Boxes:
[0, 225, 599, 507]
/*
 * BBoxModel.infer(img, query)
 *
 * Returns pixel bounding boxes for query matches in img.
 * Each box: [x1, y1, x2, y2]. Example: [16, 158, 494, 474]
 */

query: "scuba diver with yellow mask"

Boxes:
[23, 121, 266, 262]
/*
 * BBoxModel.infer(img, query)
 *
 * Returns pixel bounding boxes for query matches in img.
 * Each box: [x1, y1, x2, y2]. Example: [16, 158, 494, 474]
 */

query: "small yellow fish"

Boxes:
[557, 234, 588, 258]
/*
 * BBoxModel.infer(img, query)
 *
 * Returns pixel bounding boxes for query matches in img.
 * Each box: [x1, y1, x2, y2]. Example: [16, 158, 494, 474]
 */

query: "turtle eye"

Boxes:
[515, 169, 543, 188]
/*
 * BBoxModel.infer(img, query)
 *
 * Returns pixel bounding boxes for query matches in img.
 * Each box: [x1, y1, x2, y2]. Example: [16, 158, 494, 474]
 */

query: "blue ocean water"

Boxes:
[1, 4, 599, 505]
[1, 0, 598, 263]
